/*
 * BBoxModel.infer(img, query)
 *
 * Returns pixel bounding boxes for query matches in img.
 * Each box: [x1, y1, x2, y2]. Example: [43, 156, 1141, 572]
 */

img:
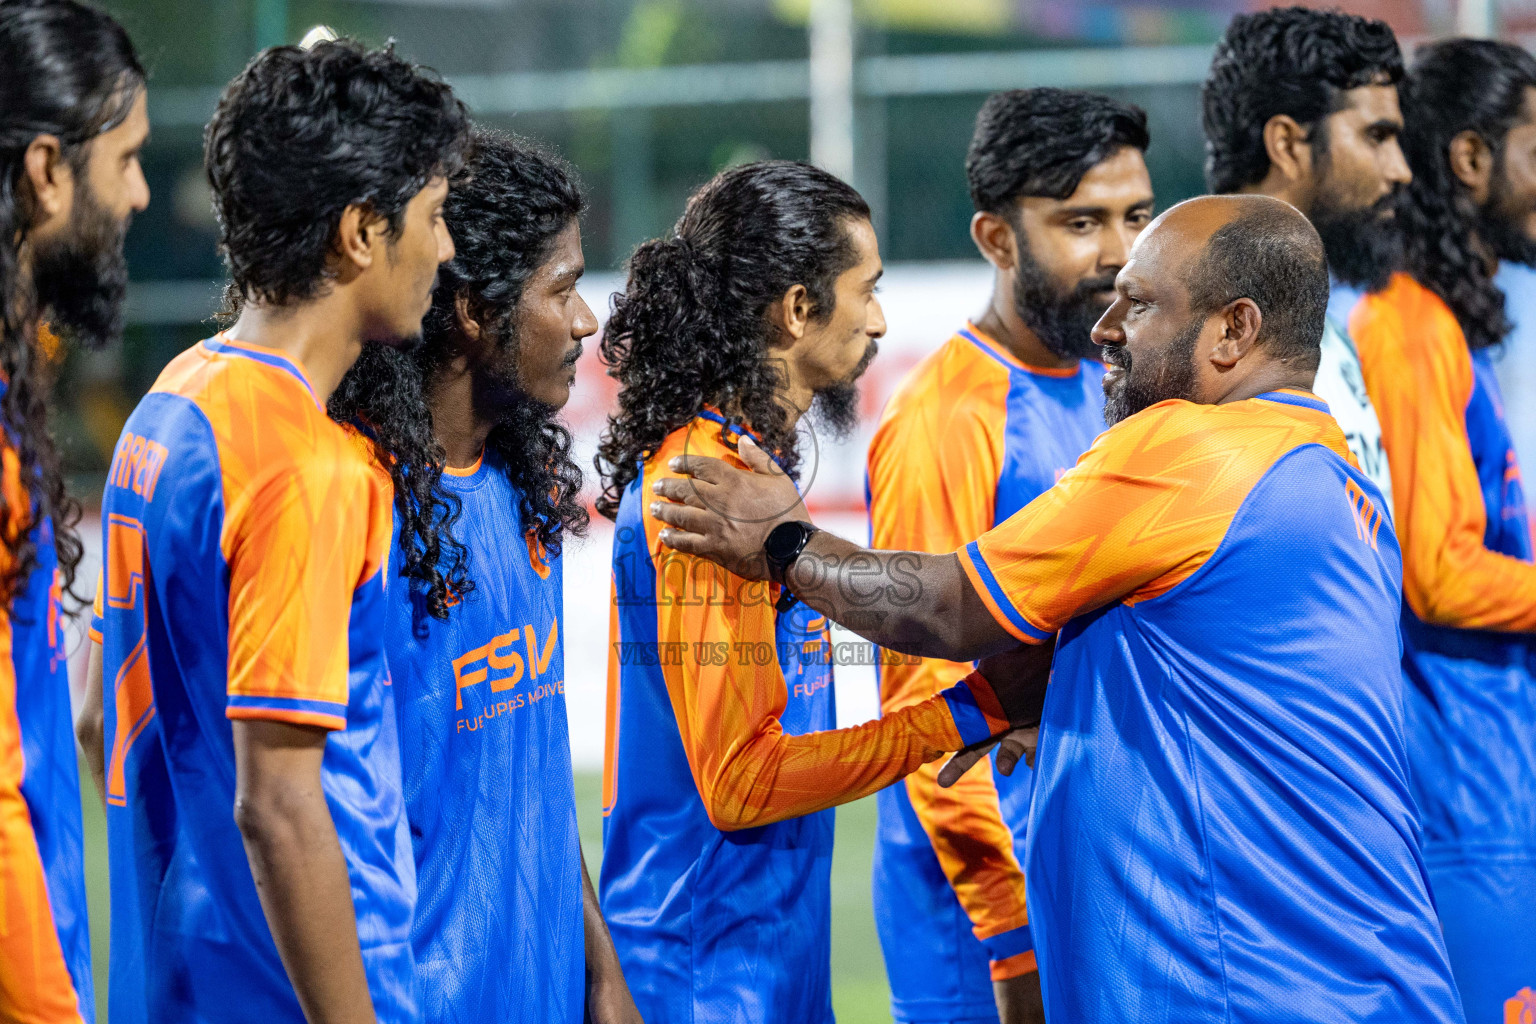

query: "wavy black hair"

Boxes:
[966, 87, 1148, 216]
[595, 160, 870, 521]
[1396, 39, 1536, 351]
[330, 129, 589, 617]
[205, 38, 470, 311]
[0, 0, 143, 602]
[1202, 6, 1403, 194]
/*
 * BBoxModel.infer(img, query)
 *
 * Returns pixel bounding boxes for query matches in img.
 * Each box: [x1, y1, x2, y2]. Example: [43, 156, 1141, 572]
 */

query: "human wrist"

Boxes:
[940, 670, 1011, 747]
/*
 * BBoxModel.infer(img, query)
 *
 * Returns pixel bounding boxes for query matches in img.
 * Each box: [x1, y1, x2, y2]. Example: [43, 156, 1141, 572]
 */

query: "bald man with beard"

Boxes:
[645, 195, 1466, 1024]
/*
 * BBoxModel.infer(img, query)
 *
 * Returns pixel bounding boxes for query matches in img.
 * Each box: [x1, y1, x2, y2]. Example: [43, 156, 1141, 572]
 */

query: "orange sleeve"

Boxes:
[221, 439, 391, 730]
[867, 373, 1033, 977]
[961, 400, 1323, 640]
[0, 457, 83, 1022]
[643, 459, 1004, 832]
[1353, 276, 1536, 631]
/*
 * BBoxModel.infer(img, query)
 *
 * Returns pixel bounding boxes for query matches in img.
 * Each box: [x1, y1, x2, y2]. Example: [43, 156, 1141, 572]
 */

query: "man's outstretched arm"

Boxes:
[650, 437, 1018, 663]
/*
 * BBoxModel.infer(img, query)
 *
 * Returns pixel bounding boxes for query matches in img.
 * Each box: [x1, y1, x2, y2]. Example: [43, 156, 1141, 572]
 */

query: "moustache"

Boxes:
[561, 341, 585, 368]
[852, 339, 879, 378]
[1369, 187, 1404, 220]
[1074, 274, 1119, 299]
[1100, 343, 1131, 370]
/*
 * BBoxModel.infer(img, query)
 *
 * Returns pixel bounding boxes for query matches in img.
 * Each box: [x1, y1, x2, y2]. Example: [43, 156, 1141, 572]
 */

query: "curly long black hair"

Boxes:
[0, 0, 143, 604]
[331, 128, 588, 617]
[205, 38, 470, 311]
[1396, 39, 1536, 351]
[595, 160, 869, 521]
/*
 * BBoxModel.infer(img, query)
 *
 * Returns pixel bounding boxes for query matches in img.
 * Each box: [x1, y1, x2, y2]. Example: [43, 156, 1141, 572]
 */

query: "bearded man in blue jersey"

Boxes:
[329, 128, 641, 1024]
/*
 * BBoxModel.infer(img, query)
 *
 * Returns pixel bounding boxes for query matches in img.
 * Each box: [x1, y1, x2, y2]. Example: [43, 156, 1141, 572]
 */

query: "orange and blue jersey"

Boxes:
[865, 322, 1103, 1020]
[964, 390, 1463, 1023]
[1352, 273, 1536, 1024]
[93, 334, 418, 1024]
[2, 402, 93, 1024]
[382, 448, 582, 1023]
[600, 411, 1009, 1024]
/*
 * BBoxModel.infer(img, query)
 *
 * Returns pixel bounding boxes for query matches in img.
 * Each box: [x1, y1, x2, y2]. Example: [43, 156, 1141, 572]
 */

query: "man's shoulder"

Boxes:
[1086, 394, 1350, 485]
[883, 331, 1009, 417]
[1351, 273, 1461, 350]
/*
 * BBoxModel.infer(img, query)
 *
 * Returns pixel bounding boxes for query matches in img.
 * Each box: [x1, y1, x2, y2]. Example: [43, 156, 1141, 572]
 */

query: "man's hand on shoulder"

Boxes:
[650, 436, 809, 580]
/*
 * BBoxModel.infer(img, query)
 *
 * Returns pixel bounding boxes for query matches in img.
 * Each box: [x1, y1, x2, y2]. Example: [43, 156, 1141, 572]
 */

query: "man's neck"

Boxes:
[720, 391, 806, 435]
[428, 358, 495, 469]
[973, 282, 1077, 370]
[1239, 176, 1311, 217]
[226, 296, 365, 405]
[1214, 365, 1316, 406]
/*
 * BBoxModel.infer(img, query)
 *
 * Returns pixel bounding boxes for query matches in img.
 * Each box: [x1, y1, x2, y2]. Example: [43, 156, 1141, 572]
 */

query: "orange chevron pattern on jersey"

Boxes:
[0, 440, 82, 1023]
[963, 391, 1354, 642]
[152, 335, 392, 726]
[634, 417, 966, 831]
[866, 329, 1030, 968]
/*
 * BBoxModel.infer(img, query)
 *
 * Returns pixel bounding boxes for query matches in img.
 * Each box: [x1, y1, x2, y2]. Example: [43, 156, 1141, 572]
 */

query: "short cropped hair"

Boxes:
[205, 39, 470, 308]
[965, 87, 1148, 216]
[1203, 6, 1402, 194]
[1186, 201, 1328, 369]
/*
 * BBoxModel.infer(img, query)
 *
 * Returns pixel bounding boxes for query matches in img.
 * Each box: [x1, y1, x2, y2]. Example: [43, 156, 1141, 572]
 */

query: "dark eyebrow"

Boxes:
[867, 267, 884, 286]
[1366, 118, 1402, 135]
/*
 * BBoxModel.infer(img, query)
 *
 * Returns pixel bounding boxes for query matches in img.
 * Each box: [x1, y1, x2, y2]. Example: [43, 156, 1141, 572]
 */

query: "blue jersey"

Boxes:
[866, 324, 1105, 1019]
[9, 510, 93, 1022]
[95, 336, 416, 1024]
[383, 449, 582, 1024]
[963, 392, 1464, 1023]
[1353, 275, 1536, 1023]
[603, 413, 1007, 1023]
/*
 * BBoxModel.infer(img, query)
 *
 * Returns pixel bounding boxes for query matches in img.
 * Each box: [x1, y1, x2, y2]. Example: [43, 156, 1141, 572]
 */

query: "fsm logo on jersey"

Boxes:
[452, 618, 562, 732]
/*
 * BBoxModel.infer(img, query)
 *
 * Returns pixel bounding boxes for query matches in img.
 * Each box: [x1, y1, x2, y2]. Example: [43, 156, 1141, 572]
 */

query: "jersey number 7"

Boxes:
[105, 513, 155, 807]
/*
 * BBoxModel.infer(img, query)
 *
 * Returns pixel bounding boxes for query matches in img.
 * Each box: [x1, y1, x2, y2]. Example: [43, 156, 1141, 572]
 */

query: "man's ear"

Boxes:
[767, 283, 811, 350]
[1448, 129, 1494, 203]
[332, 202, 385, 279]
[1260, 114, 1315, 186]
[1208, 298, 1262, 369]
[21, 134, 71, 224]
[970, 210, 1019, 271]
[454, 291, 482, 343]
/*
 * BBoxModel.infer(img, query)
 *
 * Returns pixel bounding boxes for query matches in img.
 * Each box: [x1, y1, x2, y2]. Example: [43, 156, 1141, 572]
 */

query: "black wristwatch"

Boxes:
[763, 520, 819, 585]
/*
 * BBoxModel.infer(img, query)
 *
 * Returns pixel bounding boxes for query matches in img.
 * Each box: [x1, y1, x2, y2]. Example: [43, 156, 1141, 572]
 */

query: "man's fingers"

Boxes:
[656, 526, 711, 556]
[650, 500, 715, 535]
[668, 454, 732, 484]
[736, 436, 780, 476]
[938, 742, 995, 787]
[652, 475, 710, 509]
[996, 727, 1040, 776]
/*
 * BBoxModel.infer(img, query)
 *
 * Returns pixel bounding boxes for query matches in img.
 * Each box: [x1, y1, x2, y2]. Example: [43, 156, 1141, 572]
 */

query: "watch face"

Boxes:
[765, 521, 805, 562]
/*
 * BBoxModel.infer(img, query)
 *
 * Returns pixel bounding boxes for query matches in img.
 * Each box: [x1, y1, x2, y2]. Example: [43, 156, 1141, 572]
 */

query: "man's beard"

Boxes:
[1312, 188, 1402, 291]
[1477, 157, 1536, 267]
[31, 178, 130, 350]
[809, 338, 879, 441]
[1012, 240, 1115, 361]
[1101, 319, 1200, 426]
